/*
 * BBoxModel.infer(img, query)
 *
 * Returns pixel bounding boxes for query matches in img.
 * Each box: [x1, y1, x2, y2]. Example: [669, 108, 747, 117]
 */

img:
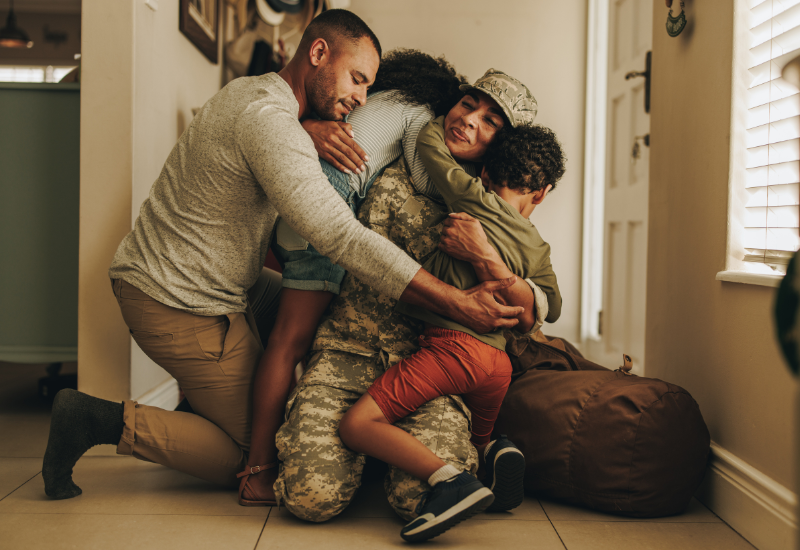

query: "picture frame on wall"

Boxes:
[180, 0, 219, 63]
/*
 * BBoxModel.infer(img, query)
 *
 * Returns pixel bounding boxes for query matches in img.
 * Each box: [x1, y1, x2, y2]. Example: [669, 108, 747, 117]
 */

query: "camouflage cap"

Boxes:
[459, 68, 538, 127]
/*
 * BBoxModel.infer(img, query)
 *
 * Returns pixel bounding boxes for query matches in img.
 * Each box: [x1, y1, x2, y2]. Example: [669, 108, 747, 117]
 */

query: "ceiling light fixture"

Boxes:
[0, 0, 33, 49]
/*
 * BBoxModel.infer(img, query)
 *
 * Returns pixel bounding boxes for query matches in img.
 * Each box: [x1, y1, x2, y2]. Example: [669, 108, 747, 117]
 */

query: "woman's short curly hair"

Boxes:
[371, 48, 468, 117]
[483, 124, 567, 194]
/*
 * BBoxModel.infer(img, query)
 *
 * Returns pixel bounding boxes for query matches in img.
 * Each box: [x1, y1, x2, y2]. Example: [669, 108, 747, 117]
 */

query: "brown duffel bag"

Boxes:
[495, 332, 710, 517]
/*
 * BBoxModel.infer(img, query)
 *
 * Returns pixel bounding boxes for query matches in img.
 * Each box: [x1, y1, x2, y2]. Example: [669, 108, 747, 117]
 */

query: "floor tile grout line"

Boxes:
[0, 511, 721, 522]
[0, 511, 273, 517]
[464, 518, 555, 522]
[697, 506, 758, 550]
[538, 500, 568, 550]
[541, 519, 724, 524]
[0, 470, 41, 503]
[252, 508, 271, 550]
[693, 499, 757, 547]
[703, 515, 759, 549]
[541, 499, 757, 550]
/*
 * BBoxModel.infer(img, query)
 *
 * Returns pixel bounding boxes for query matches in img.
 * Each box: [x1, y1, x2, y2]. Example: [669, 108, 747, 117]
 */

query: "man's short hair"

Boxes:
[297, 9, 381, 59]
[483, 124, 566, 194]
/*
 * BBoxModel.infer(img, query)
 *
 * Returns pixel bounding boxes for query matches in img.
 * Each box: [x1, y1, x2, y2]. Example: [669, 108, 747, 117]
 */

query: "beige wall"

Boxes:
[349, 0, 588, 342]
[78, 0, 134, 399]
[79, 0, 222, 400]
[647, 0, 795, 489]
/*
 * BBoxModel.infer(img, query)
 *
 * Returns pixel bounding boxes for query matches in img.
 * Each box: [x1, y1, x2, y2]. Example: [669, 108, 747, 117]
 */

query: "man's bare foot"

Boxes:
[240, 466, 279, 505]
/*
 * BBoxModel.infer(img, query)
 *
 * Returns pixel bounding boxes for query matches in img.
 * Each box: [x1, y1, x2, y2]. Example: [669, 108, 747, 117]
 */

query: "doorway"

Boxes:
[582, 0, 653, 375]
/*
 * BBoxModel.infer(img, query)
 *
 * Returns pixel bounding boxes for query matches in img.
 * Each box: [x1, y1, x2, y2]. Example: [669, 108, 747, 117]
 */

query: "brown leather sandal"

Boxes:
[237, 462, 278, 506]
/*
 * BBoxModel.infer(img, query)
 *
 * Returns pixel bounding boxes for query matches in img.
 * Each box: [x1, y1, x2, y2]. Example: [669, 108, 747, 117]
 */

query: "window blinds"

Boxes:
[0, 65, 76, 83]
[745, 0, 800, 269]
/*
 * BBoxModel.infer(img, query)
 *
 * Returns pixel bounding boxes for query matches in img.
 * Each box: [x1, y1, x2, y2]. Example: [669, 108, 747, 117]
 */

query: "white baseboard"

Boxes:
[135, 377, 180, 410]
[0, 345, 77, 364]
[696, 442, 797, 550]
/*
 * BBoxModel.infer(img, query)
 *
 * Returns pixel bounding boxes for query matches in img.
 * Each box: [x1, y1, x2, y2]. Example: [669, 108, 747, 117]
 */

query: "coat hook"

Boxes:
[666, 0, 687, 37]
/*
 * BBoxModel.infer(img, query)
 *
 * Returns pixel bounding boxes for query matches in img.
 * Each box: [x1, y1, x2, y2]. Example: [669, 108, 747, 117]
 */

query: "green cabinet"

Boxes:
[0, 82, 80, 363]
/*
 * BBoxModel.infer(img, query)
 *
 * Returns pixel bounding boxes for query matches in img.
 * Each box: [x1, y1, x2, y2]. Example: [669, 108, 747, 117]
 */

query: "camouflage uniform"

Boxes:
[273, 156, 479, 522]
[274, 68, 547, 522]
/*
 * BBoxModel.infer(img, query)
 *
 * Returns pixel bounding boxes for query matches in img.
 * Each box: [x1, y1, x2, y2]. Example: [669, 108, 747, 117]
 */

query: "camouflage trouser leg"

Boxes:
[385, 395, 479, 521]
[273, 348, 478, 523]
[274, 350, 380, 522]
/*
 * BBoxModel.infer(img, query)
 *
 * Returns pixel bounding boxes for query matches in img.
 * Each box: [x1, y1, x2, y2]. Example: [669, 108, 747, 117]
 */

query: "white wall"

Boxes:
[350, 0, 588, 342]
[647, 0, 795, 493]
[129, 1, 223, 400]
[647, 1, 796, 547]
[81, 0, 587, 398]
[79, 0, 222, 401]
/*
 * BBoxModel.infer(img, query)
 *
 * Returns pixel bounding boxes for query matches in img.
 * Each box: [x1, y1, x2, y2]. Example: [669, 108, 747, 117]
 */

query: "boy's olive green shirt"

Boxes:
[397, 116, 562, 350]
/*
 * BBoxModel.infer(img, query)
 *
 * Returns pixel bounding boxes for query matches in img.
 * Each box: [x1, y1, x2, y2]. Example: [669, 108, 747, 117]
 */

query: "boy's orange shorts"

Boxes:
[367, 326, 512, 446]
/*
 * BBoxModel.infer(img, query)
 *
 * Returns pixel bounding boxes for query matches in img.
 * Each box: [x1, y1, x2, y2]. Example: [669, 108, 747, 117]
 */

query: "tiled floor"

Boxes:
[0, 361, 757, 550]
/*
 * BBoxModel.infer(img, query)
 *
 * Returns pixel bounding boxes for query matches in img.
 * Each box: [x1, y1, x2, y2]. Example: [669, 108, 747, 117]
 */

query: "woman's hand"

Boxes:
[301, 119, 369, 174]
[438, 212, 497, 264]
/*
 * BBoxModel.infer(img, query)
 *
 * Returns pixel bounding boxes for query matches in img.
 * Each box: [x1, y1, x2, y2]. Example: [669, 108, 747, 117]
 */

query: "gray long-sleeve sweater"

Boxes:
[109, 73, 420, 316]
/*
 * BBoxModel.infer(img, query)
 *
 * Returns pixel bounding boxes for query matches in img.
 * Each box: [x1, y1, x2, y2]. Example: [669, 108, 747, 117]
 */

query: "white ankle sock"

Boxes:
[428, 465, 461, 487]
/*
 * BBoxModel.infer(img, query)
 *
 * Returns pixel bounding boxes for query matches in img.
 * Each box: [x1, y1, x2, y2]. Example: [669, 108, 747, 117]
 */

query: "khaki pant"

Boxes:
[111, 271, 281, 487]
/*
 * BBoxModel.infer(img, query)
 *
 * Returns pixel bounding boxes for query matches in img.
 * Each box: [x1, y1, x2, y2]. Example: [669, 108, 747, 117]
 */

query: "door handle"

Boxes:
[631, 134, 650, 162]
[624, 50, 651, 114]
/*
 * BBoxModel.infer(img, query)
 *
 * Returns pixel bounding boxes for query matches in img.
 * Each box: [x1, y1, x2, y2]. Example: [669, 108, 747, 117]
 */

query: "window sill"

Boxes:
[716, 270, 783, 288]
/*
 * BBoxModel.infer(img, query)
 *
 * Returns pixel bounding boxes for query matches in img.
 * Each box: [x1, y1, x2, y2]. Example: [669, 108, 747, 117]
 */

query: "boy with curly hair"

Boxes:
[339, 78, 566, 542]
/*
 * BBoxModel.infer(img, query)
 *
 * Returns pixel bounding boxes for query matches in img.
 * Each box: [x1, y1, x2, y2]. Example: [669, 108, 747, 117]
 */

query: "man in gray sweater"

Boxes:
[41, 9, 524, 500]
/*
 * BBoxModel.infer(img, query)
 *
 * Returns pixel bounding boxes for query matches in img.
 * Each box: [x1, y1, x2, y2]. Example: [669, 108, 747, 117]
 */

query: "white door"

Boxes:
[586, 0, 652, 375]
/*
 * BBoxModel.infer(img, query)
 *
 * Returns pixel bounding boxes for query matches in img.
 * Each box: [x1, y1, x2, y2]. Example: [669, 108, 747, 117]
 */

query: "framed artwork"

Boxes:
[180, 0, 219, 63]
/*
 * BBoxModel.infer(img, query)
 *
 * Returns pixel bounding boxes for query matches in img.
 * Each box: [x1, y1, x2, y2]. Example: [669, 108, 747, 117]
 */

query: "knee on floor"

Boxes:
[282, 481, 353, 523]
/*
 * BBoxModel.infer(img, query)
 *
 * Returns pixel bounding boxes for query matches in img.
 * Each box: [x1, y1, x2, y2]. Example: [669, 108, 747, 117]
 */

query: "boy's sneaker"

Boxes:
[483, 435, 526, 512]
[400, 471, 494, 543]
